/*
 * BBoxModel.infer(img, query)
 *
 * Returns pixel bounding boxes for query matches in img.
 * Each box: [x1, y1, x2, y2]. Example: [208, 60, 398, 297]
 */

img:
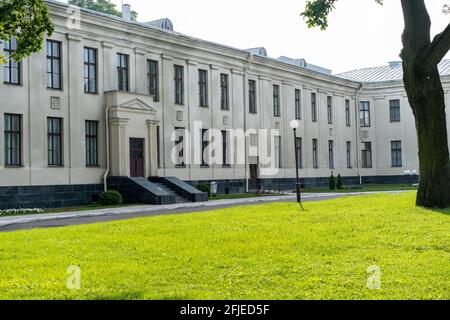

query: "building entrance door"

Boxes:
[130, 138, 145, 177]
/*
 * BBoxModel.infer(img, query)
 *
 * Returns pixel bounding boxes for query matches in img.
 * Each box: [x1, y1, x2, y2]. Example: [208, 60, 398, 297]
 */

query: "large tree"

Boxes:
[0, 0, 53, 64]
[68, 0, 138, 20]
[302, 0, 450, 208]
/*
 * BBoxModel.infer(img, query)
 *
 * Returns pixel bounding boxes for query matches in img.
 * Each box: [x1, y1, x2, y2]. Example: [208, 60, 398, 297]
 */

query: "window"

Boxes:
[362, 142, 372, 168]
[147, 60, 159, 101]
[174, 65, 184, 105]
[85, 120, 98, 166]
[390, 99, 400, 122]
[117, 53, 129, 91]
[345, 99, 351, 126]
[222, 130, 229, 167]
[201, 128, 209, 167]
[295, 137, 303, 168]
[84, 47, 97, 93]
[47, 40, 62, 89]
[47, 117, 63, 166]
[346, 141, 352, 168]
[157, 126, 161, 168]
[4, 114, 21, 166]
[360, 101, 371, 127]
[3, 38, 20, 85]
[220, 74, 229, 110]
[328, 140, 334, 169]
[274, 135, 281, 168]
[312, 139, 318, 168]
[249, 80, 257, 114]
[327, 96, 333, 124]
[273, 85, 280, 117]
[295, 89, 301, 120]
[198, 69, 208, 107]
[174, 127, 185, 167]
[311, 93, 317, 122]
[391, 140, 402, 167]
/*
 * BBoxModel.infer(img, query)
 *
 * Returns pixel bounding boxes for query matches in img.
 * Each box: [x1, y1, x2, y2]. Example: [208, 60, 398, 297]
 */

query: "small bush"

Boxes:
[99, 190, 123, 206]
[196, 184, 210, 195]
[336, 174, 344, 190]
[329, 173, 336, 190]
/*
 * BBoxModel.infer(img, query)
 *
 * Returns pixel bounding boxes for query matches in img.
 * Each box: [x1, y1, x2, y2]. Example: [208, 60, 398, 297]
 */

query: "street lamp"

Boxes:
[290, 119, 302, 204]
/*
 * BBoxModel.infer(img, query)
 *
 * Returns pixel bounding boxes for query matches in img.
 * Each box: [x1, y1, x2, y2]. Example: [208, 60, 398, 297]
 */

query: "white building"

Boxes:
[0, 0, 449, 208]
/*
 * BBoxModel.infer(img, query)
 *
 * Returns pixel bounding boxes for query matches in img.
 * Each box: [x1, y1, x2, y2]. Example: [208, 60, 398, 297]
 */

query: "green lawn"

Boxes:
[0, 192, 448, 300]
[303, 183, 418, 193]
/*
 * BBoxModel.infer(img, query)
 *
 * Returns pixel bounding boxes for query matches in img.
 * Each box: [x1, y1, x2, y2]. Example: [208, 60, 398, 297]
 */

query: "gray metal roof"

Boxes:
[337, 59, 450, 82]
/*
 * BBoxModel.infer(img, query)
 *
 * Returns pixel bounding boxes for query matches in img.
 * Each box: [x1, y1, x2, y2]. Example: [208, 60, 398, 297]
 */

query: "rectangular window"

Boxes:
[249, 80, 257, 114]
[117, 53, 129, 91]
[389, 99, 401, 122]
[157, 126, 161, 168]
[222, 130, 229, 167]
[174, 65, 184, 105]
[47, 117, 63, 166]
[295, 89, 301, 120]
[47, 40, 62, 89]
[3, 38, 20, 85]
[174, 127, 185, 167]
[84, 47, 97, 94]
[327, 96, 333, 124]
[220, 74, 229, 110]
[360, 101, 371, 127]
[311, 93, 317, 122]
[85, 120, 98, 166]
[391, 140, 402, 167]
[4, 114, 21, 166]
[346, 141, 352, 168]
[273, 85, 280, 117]
[198, 69, 208, 107]
[312, 139, 318, 168]
[295, 137, 303, 168]
[345, 99, 351, 126]
[274, 136, 281, 168]
[147, 59, 159, 102]
[328, 140, 334, 169]
[362, 142, 372, 168]
[201, 128, 209, 167]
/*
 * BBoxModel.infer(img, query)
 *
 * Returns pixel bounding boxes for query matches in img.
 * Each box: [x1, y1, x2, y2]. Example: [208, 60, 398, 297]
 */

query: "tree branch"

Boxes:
[423, 22, 450, 69]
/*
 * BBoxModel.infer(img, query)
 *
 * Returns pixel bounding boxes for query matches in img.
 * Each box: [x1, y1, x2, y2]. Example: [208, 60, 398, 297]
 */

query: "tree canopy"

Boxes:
[0, 0, 54, 64]
[68, 0, 138, 21]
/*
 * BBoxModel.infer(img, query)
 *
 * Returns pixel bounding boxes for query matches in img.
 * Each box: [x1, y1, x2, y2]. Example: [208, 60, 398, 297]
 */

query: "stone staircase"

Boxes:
[152, 182, 189, 203]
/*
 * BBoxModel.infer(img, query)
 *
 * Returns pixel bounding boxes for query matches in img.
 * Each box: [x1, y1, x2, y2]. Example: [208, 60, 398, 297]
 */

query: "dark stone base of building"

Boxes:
[0, 184, 103, 210]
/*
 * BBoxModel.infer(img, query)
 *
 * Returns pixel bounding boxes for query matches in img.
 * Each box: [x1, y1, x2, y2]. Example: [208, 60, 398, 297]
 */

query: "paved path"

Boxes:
[0, 191, 409, 232]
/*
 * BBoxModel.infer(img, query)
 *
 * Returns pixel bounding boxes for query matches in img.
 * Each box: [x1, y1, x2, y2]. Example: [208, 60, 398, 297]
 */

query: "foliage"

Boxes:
[0, 208, 44, 216]
[0, 193, 448, 299]
[68, 0, 138, 21]
[0, 0, 54, 64]
[99, 190, 123, 206]
[329, 173, 335, 190]
[336, 174, 343, 190]
[196, 184, 211, 195]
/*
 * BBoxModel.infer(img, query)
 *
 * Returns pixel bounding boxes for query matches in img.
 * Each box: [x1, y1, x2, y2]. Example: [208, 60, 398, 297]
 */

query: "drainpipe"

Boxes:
[354, 83, 364, 185]
[243, 52, 254, 193]
[103, 106, 111, 191]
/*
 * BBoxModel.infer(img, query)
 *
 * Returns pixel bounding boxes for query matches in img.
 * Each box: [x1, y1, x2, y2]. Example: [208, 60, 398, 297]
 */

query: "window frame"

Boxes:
[85, 120, 99, 167]
[295, 137, 303, 168]
[345, 99, 351, 127]
[47, 117, 63, 166]
[311, 93, 317, 122]
[174, 127, 185, 168]
[295, 89, 301, 120]
[391, 140, 403, 167]
[249, 80, 257, 114]
[174, 65, 184, 105]
[117, 53, 129, 92]
[4, 113, 22, 166]
[46, 40, 62, 90]
[220, 73, 229, 110]
[198, 69, 208, 108]
[3, 38, 21, 85]
[346, 141, 352, 168]
[328, 140, 334, 169]
[389, 99, 401, 122]
[201, 128, 209, 167]
[84, 47, 97, 94]
[359, 101, 371, 127]
[312, 138, 319, 168]
[221, 130, 230, 167]
[327, 96, 333, 124]
[361, 142, 372, 168]
[147, 59, 159, 102]
[273, 84, 280, 117]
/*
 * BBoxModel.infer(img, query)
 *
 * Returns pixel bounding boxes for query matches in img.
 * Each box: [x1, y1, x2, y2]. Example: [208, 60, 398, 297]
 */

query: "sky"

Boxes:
[64, 0, 450, 74]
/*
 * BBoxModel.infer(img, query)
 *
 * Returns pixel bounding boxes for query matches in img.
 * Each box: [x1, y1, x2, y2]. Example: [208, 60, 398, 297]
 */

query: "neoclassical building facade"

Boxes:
[0, 0, 449, 208]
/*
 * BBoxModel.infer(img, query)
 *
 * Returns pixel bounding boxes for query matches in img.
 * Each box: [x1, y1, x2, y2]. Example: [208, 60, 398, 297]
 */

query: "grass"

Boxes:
[0, 192, 448, 300]
[303, 183, 418, 193]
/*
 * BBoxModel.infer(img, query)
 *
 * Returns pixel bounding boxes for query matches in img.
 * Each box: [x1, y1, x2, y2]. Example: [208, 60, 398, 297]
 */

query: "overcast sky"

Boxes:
[65, 0, 450, 74]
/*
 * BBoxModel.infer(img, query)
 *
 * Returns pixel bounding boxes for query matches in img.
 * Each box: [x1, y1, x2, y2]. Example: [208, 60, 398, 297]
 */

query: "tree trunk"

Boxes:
[403, 65, 450, 208]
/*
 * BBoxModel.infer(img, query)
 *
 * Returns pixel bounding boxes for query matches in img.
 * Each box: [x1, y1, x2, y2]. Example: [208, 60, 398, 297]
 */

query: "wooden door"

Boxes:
[130, 138, 145, 177]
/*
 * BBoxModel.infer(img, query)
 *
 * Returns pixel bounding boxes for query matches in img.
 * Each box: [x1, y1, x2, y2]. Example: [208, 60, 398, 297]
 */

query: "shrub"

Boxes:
[0, 208, 44, 216]
[337, 174, 344, 190]
[99, 190, 123, 206]
[329, 173, 336, 190]
[196, 184, 210, 195]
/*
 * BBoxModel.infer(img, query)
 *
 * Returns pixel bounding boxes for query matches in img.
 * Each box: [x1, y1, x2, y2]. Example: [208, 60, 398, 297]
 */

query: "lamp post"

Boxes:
[290, 119, 301, 204]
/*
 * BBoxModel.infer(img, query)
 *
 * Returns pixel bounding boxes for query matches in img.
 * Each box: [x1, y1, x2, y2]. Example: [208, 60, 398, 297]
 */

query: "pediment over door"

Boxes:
[117, 98, 157, 115]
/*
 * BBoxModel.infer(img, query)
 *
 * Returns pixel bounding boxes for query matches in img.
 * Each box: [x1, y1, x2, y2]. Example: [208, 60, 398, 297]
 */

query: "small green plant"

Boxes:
[196, 184, 211, 195]
[329, 173, 336, 190]
[336, 174, 344, 190]
[99, 190, 123, 206]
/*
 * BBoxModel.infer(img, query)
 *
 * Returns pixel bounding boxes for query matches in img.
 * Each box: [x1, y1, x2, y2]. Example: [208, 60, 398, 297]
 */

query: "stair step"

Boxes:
[152, 182, 190, 203]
